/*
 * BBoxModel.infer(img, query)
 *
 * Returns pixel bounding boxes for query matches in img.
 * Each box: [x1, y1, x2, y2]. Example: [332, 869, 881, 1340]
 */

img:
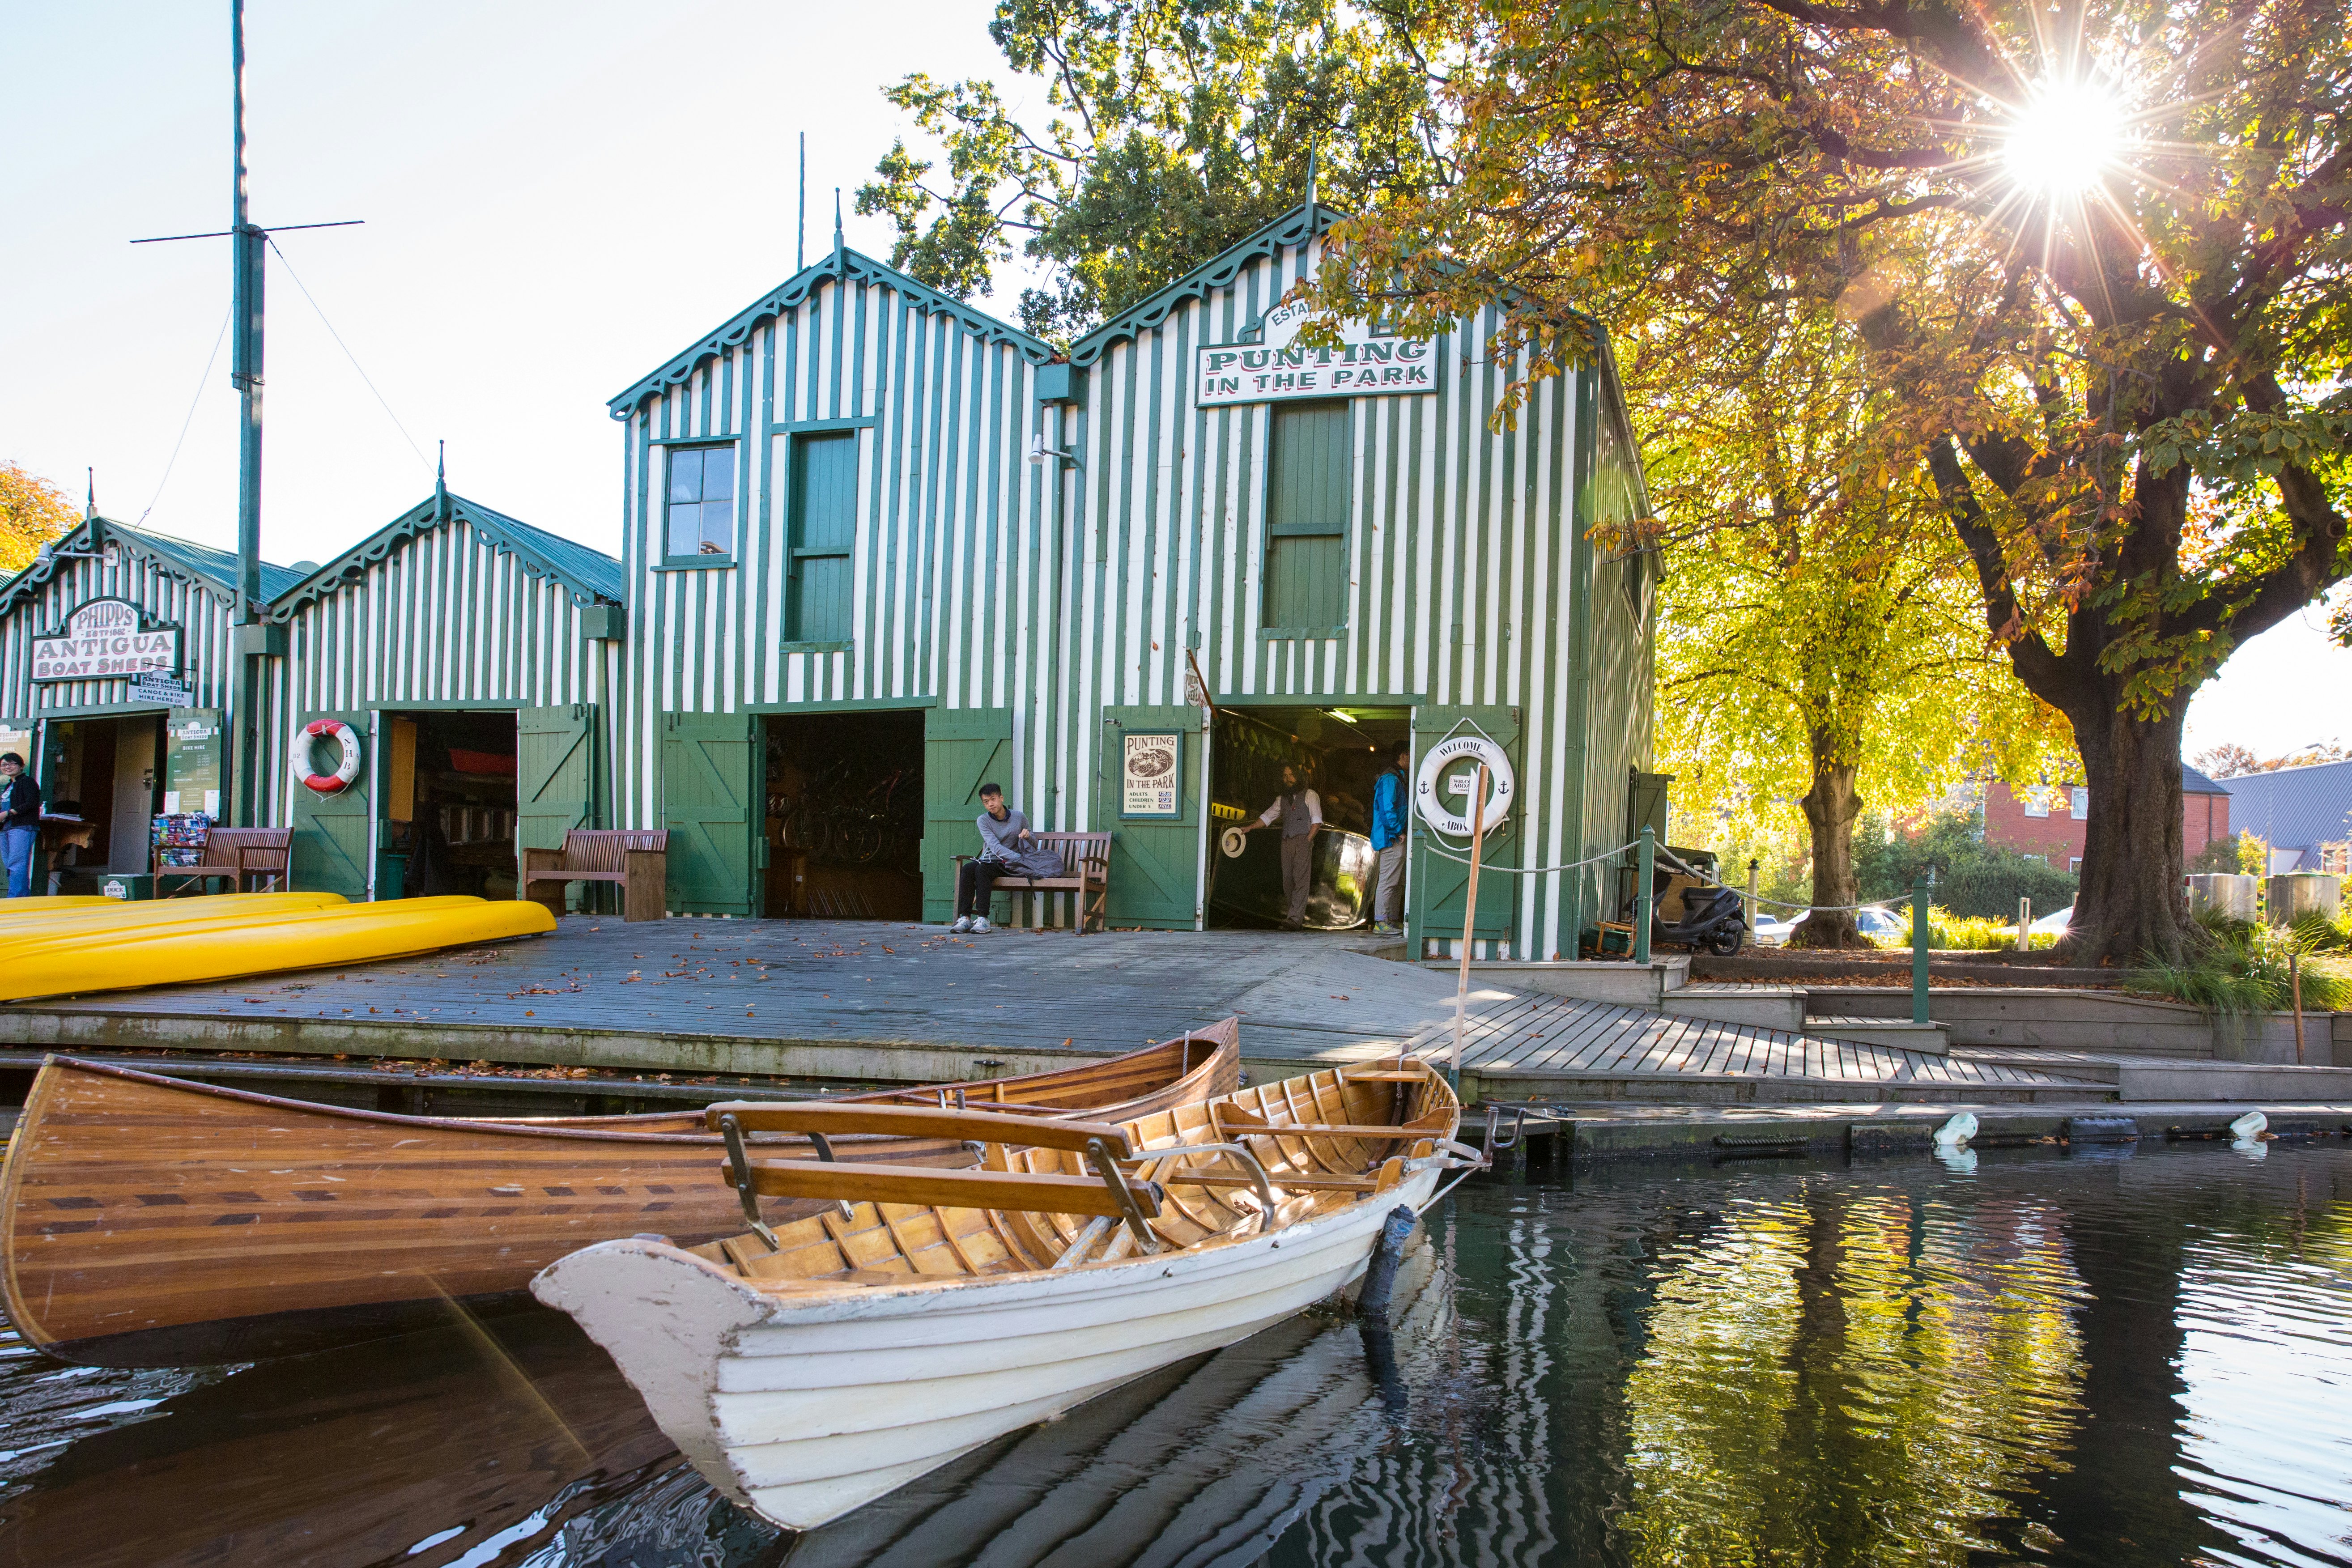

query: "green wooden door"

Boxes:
[922, 708, 1013, 922]
[662, 710, 756, 914]
[1409, 705, 1521, 951]
[519, 704, 598, 910]
[1099, 704, 1204, 929]
[290, 710, 372, 899]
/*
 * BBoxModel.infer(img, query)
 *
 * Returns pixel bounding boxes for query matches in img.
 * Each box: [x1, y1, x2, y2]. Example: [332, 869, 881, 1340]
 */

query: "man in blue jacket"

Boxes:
[1368, 743, 1409, 933]
[0, 752, 42, 899]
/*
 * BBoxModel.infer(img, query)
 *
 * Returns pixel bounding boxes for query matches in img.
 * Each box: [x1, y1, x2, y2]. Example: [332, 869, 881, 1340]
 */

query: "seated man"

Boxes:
[951, 783, 1065, 934]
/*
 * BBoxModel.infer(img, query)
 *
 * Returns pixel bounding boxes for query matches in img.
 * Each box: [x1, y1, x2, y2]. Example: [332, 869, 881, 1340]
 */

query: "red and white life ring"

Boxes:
[293, 718, 362, 795]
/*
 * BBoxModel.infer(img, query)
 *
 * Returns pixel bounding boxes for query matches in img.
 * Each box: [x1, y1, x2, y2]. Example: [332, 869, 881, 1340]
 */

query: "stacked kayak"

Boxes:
[0, 893, 556, 1003]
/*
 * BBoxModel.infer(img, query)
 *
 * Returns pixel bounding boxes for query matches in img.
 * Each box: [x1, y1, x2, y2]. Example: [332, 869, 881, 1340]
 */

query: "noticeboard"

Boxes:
[1119, 730, 1184, 820]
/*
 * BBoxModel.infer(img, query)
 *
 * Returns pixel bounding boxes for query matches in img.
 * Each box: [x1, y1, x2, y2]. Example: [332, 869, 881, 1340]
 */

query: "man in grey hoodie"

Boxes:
[951, 783, 1064, 933]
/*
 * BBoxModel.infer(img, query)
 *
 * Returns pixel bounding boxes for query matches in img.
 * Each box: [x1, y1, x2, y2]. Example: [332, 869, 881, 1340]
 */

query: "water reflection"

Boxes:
[2, 1146, 2349, 1568]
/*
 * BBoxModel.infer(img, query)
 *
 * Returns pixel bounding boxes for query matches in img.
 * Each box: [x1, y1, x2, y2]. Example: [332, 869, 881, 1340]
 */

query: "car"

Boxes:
[1784, 905, 1912, 944]
[2030, 904, 2074, 935]
[1749, 911, 1799, 947]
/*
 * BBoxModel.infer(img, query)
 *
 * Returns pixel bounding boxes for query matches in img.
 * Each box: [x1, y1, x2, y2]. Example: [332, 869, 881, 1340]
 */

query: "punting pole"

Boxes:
[1449, 762, 1489, 1088]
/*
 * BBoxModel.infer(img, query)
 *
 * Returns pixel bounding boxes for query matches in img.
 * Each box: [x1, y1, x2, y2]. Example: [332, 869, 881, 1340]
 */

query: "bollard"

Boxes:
[1911, 873, 1931, 1024]
[2018, 896, 2032, 953]
[1635, 827, 1655, 965]
[1747, 857, 1760, 933]
[1357, 1204, 1421, 1321]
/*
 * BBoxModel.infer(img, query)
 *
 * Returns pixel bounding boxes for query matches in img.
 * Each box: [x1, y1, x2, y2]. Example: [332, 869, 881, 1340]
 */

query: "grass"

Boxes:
[2133, 909, 2352, 1016]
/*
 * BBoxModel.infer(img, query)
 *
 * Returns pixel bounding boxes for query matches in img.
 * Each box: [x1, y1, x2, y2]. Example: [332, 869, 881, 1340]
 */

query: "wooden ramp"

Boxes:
[1415, 994, 2114, 1104]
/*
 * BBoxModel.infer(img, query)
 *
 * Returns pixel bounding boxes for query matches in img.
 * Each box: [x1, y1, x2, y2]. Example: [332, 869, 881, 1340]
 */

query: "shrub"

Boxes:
[2134, 910, 2352, 1016]
[2188, 830, 2268, 876]
[1854, 808, 2079, 920]
[1927, 908, 2058, 951]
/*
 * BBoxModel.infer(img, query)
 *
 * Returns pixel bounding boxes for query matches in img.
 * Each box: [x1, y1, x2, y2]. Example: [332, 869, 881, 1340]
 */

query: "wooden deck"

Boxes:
[0, 917, 2115, 1103]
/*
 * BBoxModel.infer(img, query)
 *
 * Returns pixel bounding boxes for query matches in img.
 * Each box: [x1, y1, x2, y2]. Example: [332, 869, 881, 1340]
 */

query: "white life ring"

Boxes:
[293, 718, 362, 795]
[1415, 733, 1514, 839]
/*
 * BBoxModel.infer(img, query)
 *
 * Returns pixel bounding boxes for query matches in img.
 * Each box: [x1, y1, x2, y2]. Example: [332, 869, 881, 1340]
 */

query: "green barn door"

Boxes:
[1100, 704, 1204, 929]
[1408, 705, 1521, 955]
[661, 711, 756, 914]
[518, 704, 598, 909]
[921, 707, 1012, 923]
[290, 710, 372, 899]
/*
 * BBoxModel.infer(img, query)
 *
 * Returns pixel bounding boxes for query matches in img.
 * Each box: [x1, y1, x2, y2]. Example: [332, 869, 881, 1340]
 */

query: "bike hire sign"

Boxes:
[32, 598, 180, 683]
[1194, 298, 1436, 408]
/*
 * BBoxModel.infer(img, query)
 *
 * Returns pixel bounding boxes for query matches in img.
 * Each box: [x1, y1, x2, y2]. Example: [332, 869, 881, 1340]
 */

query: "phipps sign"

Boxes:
[32, 598, 182, 684]
[1194, 298, 1437, 408]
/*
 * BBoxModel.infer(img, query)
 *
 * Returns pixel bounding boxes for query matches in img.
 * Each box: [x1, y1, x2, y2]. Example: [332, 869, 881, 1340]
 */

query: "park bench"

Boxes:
[954, 830, 1113, 935]
[156, 826, 292, 897]
[521, 829, 668, 922]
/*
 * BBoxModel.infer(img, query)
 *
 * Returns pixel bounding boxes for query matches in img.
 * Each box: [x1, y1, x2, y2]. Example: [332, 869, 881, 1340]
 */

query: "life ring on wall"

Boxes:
[1414, 733, 1515, 839]
[292, 718, 362, 795]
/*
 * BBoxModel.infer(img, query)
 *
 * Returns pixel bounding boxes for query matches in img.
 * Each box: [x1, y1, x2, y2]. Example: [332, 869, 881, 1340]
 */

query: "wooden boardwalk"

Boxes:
[3, 918, 2112, 1102]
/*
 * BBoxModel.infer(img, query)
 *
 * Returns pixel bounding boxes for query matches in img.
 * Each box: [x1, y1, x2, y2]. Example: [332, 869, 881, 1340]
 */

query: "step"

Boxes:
[1664, 985, 1806, 1032]
[1803, 1016, 1952, 1055]
[2109, 1059, 2352, 1103]
[1429, 957, 1689, 1006]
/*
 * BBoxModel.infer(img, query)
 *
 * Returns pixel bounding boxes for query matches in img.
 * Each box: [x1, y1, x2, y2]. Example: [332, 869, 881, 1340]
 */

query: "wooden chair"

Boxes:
[155, 827, 292, 897]
[953, 830, 1113, 935]
[520, 829, 668, 922]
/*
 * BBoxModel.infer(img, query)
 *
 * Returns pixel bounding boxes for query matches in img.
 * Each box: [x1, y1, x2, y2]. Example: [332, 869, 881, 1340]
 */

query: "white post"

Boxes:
[1450, 763, 1489, 1088]
[2018, 896, 2032, 952]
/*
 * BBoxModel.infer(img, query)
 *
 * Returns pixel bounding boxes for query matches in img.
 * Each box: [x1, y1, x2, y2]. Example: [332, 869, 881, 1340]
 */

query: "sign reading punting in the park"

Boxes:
[1119, 731, 1185, 820]
[31, 598, 181, 683]
[1193, 298, 1437, 408]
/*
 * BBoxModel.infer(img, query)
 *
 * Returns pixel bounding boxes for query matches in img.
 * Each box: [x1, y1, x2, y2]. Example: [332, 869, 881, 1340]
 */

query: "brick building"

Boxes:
[1982, 764, 2232, 871]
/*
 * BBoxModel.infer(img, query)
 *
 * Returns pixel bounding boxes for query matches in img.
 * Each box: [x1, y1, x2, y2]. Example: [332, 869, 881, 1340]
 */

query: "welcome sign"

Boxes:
[32, 598, 181, 683]
[1194, 298, 1438, 408]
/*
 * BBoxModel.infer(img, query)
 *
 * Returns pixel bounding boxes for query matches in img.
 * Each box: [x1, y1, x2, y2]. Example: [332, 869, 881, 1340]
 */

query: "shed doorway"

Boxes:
[762, 710, 923, 919]
[35, 712, 166, 893]
[1207, 705, 1408, 930]
[376, 711, 519, 901]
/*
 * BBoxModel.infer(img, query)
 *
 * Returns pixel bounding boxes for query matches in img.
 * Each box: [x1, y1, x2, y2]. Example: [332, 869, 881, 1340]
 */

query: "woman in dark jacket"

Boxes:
[0, 752, 43, 898]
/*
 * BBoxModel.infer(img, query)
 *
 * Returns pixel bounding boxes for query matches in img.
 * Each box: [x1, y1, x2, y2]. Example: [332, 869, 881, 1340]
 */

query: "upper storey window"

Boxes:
[665, 444, 736, 561]
[1262, 401, 1351, 634]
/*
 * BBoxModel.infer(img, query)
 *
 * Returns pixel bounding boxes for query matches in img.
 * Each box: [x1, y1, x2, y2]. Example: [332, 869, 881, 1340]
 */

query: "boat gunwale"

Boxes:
[11, 1024, 1239, 1148]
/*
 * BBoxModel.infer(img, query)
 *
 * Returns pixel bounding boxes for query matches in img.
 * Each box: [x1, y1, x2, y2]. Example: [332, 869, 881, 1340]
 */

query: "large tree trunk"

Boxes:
[2061, 692, 2190, 968]
[1790, 753, 1864, 948]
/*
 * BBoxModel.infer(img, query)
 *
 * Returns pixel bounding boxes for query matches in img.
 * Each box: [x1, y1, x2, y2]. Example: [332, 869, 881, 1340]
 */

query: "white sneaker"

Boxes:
[970, 917, 991, 934]
[950, 916, 972, 933]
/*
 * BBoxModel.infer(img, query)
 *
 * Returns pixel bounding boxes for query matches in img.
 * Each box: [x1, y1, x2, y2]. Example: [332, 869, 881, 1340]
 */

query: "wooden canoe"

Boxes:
[0, 1020, 1238, 1368]
[532, 1058, 1478, 1532]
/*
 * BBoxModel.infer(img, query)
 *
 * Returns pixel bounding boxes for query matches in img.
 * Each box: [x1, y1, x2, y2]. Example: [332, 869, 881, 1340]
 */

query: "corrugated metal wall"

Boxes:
[618, 225, 1651, 958]
[259, 517, 618, 824]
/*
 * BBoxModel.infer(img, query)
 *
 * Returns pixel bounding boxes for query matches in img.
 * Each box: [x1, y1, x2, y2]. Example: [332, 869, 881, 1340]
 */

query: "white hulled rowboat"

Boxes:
[532, 1058, 1478, 1531]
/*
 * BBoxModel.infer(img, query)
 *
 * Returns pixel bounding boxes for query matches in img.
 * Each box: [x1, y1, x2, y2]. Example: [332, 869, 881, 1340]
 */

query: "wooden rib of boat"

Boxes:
[0, 1020, 1238, 1369]
[531, 1058, 1478, 1533]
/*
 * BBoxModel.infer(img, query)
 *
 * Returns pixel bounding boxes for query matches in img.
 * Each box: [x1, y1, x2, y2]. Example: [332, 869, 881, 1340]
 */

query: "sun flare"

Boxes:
[2003, 79, 2123, 196]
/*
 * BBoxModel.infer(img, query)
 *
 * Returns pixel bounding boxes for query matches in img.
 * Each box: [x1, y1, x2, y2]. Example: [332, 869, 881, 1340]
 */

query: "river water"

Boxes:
[3, 1140, 2348, 1567]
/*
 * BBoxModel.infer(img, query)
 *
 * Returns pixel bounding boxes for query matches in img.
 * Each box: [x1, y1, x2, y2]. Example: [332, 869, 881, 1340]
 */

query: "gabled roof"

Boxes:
[1068, 200, 1348, 368]
[608, 246, 1055, 419]
[0, 515, 302, 618]
[2216, 759, 2352, 854]
[270, 491, 622, 616]
[2181, 763, 2230, 795]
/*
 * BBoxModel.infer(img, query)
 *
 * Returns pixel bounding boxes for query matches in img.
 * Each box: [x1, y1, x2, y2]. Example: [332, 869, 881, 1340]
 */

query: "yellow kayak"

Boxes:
[0, 897, 556, 1003]
[0, 892, 348, 932]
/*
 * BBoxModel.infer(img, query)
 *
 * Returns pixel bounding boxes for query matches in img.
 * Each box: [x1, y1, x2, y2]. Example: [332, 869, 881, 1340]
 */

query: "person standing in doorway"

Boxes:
[1369, 742, 1410, 934]
[0, 753, 42, 899]
[1246, 762, 1321, 929]
[952, 783, 1063, 934]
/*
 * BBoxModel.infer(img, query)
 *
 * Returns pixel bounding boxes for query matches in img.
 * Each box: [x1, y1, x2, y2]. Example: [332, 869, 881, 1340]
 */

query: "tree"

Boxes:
[2194, 740, 2352, 777]
[1643, 302, 2065, 946]
[1311, 0, 2351, 968]
[855, 0, 1446, 340]
[0, 462, 75, 574]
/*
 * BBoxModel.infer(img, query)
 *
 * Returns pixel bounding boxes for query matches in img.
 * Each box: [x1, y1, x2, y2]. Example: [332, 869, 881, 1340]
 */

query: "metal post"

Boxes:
[1911, 873, 1931, 1024]
[1449, 762, 1489, 1090]
[1634, 826, 1654, 965]
[2291, 949, 2305, 1065]
[1746, 857, 1759, 931]
[229, 0, 265, 826]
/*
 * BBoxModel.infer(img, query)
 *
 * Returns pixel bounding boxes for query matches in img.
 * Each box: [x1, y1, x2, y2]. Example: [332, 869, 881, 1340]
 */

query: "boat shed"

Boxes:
[260, 488, 625, 904]
[0, 514, 302, 895]
[611, 203, 1655, 959]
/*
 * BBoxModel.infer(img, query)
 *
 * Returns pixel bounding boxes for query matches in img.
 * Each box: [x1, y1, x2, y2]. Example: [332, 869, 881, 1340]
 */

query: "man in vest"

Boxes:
[1246, 762, 1321, 929]
[1368, 742, 1410, 934]
[0, 752, 41, 899]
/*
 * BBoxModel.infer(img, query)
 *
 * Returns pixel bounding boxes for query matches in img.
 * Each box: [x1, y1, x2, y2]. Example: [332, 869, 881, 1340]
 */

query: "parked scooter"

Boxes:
[1654, 883, 1748, 955]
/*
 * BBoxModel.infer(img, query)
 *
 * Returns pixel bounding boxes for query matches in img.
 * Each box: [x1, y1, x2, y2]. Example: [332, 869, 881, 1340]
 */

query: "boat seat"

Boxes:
[705, 1101, 1138, 1161]
[732, 1157, 1165, 1222]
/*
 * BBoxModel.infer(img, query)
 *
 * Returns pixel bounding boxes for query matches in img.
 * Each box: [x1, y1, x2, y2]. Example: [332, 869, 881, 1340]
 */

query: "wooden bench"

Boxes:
[521, 829, 668, 922]
[155, 827, 291, 897]
[953, 830, 1112, 935]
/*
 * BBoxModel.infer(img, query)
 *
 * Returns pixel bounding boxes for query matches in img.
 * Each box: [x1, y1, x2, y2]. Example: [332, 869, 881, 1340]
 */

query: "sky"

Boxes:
[3, 1, 2346, 761]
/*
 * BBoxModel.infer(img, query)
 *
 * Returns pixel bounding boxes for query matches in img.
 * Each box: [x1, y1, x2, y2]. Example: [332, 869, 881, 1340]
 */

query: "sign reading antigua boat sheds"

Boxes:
[32, 598, 180, 683]
[1194, 299, 1436, 408]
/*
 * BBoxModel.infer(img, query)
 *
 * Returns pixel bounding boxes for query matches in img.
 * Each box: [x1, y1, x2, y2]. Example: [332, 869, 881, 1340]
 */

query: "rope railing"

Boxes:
[1420, 835, 1916, 914]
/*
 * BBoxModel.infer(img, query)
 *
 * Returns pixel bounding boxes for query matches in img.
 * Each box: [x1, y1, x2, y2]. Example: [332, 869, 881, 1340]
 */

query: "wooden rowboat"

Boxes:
[532, 1057, 1479, 1532]
[0, 1021, 1238, 1368]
